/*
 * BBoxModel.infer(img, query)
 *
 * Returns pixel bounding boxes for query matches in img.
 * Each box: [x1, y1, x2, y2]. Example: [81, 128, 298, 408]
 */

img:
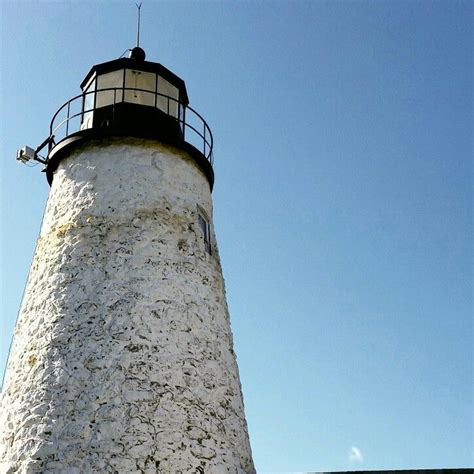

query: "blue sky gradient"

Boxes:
[1, 1, 472, 471]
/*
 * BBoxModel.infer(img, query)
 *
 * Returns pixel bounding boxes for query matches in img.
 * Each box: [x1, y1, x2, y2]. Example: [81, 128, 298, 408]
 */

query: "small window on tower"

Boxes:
[197, 206, 211, 255]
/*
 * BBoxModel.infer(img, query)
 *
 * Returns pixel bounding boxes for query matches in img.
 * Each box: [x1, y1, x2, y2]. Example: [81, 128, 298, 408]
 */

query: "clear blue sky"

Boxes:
[1, 1, 472, 471]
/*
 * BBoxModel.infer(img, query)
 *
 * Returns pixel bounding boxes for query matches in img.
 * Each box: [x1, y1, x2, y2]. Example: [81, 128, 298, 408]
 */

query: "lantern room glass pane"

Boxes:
[96, 70, 124, 108]
[124, 69, 156, 107]
[157, 76, 179, 118]
[178, 103, 184, 134]
[81, 78, 96, 130]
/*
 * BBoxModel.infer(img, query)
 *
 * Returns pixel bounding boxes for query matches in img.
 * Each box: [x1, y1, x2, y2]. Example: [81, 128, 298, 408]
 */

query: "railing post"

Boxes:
[183, 106, 186, 140]
[66, 101, 70, 137]
[113, 88, 117, 122]
[203, 124, 206, 157]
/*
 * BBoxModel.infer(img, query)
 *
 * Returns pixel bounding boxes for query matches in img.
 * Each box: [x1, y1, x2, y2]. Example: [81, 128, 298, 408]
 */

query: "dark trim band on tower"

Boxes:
[45, 127, 214, 190]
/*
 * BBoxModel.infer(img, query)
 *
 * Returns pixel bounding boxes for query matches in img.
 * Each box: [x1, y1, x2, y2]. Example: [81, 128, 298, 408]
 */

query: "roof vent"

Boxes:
[129, 46, 146, 61]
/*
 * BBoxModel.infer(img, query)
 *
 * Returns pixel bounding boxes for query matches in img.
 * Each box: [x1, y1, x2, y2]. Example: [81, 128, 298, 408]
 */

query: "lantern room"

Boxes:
[80, 47, 188, 134]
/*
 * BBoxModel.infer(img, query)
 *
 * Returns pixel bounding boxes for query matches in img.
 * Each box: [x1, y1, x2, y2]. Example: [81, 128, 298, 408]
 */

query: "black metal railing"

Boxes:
[48, 87, 214, 165]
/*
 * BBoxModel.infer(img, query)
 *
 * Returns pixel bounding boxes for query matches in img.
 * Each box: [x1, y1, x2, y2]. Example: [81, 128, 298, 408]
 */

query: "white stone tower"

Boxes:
[1, 46, 255, 473]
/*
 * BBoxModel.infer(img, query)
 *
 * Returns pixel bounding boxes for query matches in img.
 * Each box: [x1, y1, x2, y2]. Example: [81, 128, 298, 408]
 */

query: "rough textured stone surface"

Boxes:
[1, 138, 255, 473]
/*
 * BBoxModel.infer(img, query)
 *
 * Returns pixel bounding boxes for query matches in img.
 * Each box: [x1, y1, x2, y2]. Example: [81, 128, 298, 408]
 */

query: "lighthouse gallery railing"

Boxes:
[48, 87, 214, 165]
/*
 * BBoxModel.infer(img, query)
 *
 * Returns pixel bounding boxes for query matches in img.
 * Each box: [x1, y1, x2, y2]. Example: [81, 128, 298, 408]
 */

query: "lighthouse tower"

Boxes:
[1, 46, 255, 473]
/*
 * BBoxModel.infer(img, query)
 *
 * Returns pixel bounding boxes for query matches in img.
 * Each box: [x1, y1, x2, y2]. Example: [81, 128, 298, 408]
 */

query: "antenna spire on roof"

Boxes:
[129, 3, 146, 60]
[136, 2, 142, 47]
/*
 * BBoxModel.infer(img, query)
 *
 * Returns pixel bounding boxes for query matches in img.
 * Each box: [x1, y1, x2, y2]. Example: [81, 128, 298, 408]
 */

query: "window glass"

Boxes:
[178, 103, 185, 134]
[157, 75, 179, 118]
[124, 69, 156, 106]
[96, 70, 124, 108]
[197, 207, 211, 255]
[82, 74, 96, 94]
[81, 78, 96, 130]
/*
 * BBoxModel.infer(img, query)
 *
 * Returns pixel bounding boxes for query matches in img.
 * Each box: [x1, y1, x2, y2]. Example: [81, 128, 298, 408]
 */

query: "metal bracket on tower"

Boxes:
[16, 135, 54, 165]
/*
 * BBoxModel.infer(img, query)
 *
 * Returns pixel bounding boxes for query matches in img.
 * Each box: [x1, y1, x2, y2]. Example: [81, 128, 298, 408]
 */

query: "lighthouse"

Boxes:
[1, 45, 255, 472]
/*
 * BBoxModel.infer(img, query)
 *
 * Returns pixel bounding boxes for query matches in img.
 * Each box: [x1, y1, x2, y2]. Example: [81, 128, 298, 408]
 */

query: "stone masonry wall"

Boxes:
[0, 138, 255, 473]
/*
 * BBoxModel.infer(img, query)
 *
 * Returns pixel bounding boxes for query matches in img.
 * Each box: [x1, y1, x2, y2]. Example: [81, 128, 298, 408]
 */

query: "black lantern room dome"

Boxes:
[44, 48, 214, 189]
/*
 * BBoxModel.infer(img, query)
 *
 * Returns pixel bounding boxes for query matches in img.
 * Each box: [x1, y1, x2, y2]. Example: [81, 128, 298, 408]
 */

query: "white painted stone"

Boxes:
[1, 138, 255, 473]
